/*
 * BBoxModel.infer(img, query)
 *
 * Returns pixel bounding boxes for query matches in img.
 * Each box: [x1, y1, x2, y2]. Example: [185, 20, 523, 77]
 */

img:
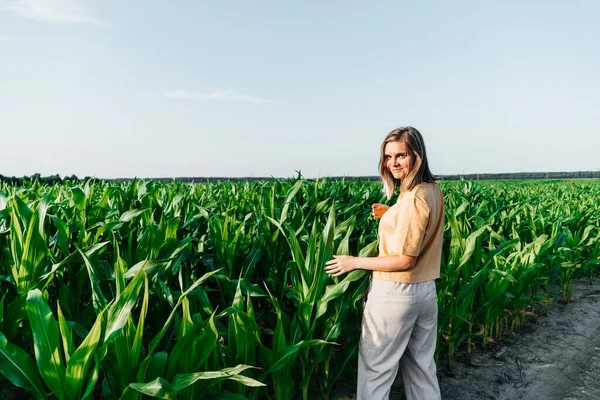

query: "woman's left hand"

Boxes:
[325, 255, 359, 277]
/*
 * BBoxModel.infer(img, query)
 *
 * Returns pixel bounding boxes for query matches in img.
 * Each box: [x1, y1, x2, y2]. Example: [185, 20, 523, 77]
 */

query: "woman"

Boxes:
[325, 126, 444, 400]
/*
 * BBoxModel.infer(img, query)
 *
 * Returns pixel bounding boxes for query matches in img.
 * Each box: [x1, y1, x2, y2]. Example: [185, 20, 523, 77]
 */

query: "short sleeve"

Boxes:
[392, 196, 430, 257]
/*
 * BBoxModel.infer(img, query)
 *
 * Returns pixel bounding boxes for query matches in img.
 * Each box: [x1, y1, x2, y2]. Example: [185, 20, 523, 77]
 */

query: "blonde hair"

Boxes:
[379, 126, 435, 199]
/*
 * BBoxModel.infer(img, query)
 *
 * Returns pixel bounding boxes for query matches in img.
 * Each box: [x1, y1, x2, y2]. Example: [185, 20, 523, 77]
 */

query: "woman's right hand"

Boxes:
[371, 203, 390, 220]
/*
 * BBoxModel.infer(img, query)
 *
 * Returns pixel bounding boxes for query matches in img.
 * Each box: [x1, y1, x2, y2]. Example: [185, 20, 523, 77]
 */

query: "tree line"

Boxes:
[1, 170, 599, 185]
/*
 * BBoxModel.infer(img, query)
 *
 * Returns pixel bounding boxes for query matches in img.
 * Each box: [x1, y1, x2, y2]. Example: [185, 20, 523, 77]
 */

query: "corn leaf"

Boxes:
[65, 311, 103, 400]
[105, 265, 144, 343]
[171, 365, 264, 394]
[0, 330, 47, 398]
[27, 289, 66, 399]
[128, 377, 175, 400]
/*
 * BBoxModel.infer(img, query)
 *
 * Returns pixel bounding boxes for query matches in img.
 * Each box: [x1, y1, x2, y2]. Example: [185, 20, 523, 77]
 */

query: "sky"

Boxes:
[0, 0, 599, 179]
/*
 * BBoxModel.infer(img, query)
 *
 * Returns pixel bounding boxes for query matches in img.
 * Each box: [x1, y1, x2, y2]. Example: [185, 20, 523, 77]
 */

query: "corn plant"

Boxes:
[0, 177, 599, 398]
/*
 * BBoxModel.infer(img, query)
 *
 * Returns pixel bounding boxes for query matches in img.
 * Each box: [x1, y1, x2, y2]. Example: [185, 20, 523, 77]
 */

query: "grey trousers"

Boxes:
[357, 279, 441, 400]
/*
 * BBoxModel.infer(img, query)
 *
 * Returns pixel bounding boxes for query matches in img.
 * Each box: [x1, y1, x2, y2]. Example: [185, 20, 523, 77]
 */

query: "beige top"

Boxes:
[373, 182, 444, 283]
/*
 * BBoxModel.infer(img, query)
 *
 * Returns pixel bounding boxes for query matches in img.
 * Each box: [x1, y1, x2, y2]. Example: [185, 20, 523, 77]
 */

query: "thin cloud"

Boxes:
[0, 35, 11, 40]
[165, 89, 272, 104]
[1, 0, 105, 25]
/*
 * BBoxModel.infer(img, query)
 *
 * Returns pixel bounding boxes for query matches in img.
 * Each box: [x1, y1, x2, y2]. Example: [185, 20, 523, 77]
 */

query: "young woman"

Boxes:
[325, 126, 444, 400]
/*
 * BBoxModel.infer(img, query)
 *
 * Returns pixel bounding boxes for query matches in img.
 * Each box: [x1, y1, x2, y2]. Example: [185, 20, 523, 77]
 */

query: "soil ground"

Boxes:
[438, 275, 600, 400]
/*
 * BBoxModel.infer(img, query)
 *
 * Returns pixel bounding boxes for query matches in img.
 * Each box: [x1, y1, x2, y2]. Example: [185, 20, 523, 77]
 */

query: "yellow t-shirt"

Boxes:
[373, 181, 444, 283]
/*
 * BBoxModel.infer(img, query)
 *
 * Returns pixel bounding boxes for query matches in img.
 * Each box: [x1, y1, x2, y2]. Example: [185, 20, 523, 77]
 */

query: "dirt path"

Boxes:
[439, 276, 600, 400]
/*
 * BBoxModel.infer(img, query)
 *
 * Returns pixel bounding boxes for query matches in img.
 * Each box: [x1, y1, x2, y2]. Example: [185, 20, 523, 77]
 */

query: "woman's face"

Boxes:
[384, 140, 414, 180]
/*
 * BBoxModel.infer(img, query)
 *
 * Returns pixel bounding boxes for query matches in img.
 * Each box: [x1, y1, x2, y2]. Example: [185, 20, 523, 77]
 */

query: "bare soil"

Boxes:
[439, 275, 600, 400]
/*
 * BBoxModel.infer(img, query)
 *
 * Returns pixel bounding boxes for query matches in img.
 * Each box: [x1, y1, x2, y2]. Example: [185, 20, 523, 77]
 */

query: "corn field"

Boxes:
[0, 178, 599, 399]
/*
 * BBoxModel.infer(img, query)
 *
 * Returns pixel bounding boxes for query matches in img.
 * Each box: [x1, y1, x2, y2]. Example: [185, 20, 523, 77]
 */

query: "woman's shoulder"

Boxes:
[413, 181, 439, 196]
[397, 182, 440, 204]
[412, 182, 442, 206]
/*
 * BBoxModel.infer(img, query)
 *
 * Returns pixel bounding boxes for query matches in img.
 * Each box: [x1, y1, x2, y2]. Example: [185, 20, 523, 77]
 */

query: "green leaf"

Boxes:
[65, 312, 103, 400]
[167, 311, 218, 379]
[358, 240, 378, 257]
[71, 187, 87, 212]
[123, 259, 167, 280]
[76, 246, 108, 315]
[50, 215, 70, 256]
[267, 339, 334, 373]
[81, 357, 100, 400]
[35, 241, 110, 289]
[27, 289, 66, 399]
[57, 303, 75, 364]
[104, 265, 144, 343]
[279, 180, 303, 225]
[0, 330, 47, 398]
[458, 225, 489, 268]
[316, 269, 367, 319]
[120, 209, 149, 223]
[131, 274, 149, 370]
[129, 377, 176, 399]
[146, 268, 221, 357]
[16, 198, 49, 294]
[171, 365, 265, 394]
[146, 352, 168, 383]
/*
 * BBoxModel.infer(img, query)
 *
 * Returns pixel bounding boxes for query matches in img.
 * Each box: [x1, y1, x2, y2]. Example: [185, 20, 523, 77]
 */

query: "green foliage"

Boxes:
[0, 178, 598, 398]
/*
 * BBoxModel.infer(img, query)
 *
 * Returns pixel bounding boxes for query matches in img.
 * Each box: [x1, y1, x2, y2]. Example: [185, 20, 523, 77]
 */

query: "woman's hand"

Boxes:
[325, 255, 359, 277]
[372, 203, 390, 220]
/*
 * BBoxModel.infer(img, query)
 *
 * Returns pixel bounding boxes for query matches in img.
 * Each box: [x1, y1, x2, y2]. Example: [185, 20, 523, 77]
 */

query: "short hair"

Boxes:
[378, 126, 436, 199]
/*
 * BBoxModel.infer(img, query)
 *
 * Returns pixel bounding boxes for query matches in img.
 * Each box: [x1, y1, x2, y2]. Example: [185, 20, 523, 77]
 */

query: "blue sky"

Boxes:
[1, 1, 598, 178]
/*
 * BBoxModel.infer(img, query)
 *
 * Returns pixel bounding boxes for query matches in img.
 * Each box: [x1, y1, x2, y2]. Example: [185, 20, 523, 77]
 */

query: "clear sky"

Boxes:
[1, 1, 599, 179]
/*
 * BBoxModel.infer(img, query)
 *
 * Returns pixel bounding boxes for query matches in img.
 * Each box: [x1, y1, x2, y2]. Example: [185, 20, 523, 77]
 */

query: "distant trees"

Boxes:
[0, 173, 92, 185]
[1, 171, 598, 186]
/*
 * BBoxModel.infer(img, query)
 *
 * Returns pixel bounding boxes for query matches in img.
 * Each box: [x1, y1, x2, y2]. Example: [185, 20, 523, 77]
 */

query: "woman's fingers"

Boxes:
[325, 259, 338, 273]
[325, 255, 355, 277]
[325, 256, 344, 275]
[325, 266, 338, 274]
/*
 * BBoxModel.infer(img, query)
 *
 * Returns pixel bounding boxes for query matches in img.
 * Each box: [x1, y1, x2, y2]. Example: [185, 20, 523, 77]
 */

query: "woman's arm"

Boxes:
[324, 254, 416, 277]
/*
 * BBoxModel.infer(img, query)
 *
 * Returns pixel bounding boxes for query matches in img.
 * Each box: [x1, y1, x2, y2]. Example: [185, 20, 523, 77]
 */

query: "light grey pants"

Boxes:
[357, 279, 441, 400]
